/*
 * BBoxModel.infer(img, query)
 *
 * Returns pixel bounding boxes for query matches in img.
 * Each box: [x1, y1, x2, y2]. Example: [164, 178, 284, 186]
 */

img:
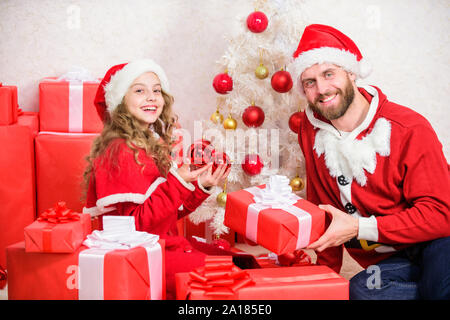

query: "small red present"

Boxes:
[224, 175, 326, 255]
[0, 84, 18, 125]
[7, 239, 165, 300]
[24, 202, 92, 253]
[39, 76, 103, 133]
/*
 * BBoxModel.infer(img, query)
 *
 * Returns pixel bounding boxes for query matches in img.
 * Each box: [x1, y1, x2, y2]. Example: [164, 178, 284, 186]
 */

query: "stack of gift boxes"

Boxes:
[1, 76, 350, 300]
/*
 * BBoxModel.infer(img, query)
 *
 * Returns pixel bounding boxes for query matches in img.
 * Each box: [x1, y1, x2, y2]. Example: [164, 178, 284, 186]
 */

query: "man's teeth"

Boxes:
[321, 94, 336, 102]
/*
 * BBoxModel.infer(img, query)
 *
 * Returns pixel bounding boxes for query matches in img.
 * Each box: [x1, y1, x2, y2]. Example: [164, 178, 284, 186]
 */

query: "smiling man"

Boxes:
[291, 24, 450, 299]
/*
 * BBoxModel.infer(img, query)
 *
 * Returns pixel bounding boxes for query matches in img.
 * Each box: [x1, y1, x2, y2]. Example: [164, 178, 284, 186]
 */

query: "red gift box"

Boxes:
[7, 240, 165, 300]
[35, 132, 98, 215]
[0, 84, 18, 125]
[17, 112, 39, 138]
[39, 77, 103, 133]
[0, 123, 36, 267]
[24, 203, 92, 253]
[176, 264, 348, 300]
[224, 183, 326, 255]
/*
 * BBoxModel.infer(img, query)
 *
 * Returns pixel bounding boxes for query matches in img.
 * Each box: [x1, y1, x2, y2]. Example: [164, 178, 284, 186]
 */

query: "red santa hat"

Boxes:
[291, 24, 371, 90]
[94, 59, 170, 121]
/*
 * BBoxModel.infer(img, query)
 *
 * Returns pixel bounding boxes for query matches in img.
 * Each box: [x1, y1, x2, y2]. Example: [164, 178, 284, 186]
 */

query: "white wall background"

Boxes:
[0, 0, 449, 159]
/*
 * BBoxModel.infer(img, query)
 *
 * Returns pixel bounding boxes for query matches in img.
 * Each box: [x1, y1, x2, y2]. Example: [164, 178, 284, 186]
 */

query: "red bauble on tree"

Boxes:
[211, 151, 231, 173]
[271, 69, 293, 93]
[288, 111, 303, 134]
[188, 139, 231, 173]
[246, 11, 268, 33]
[242, 105, 265, 128]
[212, 71, 233, 94]
[189, 139, 214, 167]
[241, 154, 264, 176]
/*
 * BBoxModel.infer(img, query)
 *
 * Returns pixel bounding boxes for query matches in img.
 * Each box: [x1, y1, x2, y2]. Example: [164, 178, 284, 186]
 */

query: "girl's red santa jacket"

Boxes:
[298, 85, 450, 272]
[84, 138, 211, 241]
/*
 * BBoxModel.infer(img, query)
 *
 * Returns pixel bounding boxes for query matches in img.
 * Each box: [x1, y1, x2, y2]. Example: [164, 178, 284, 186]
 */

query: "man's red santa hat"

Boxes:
[94, 59, 171, 121]
[291, 24, 371, 92]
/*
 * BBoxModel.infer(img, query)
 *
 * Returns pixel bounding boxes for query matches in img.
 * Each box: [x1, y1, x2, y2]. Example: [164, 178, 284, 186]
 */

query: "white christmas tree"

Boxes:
[189, 0, 309, 236]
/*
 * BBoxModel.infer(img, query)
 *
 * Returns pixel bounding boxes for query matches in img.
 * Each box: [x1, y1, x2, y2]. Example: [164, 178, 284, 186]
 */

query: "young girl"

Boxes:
[83, 59, 231, 299]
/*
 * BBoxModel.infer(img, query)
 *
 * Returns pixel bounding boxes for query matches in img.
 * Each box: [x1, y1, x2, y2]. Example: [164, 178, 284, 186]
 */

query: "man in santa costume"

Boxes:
[291, 24, 449, 299]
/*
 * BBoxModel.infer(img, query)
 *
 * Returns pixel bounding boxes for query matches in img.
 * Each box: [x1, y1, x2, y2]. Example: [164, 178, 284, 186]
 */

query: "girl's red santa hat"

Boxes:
[94, 59, 170, 121]
[291, 24, 371, 92]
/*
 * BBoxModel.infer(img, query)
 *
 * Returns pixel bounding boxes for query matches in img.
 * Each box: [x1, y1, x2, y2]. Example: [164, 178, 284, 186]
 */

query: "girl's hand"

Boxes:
[199, 164, 231, 188]
[176, 162, 213, 183]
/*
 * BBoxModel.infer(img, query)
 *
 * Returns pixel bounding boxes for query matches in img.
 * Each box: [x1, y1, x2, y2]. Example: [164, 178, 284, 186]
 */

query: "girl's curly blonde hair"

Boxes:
[83, 90, 177, 192]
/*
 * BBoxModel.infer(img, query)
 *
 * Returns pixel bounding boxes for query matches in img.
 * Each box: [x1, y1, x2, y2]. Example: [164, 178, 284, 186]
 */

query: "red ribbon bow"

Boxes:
[187, 256, 254, 298]
[277, 249, 313, 267]
[37, 201, 80, 224]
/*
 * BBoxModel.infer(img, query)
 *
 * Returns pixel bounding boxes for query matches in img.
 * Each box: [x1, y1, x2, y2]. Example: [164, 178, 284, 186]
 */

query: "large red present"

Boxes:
[0, 84, 18, 125]
[24, 202, 92, 253]
[224, 175, 326, 255]
[39, 77, 103, 133]
[0, 124, 36, 267]
[175, 257, 348, 300]
[35, 132, 98, 215]
[7, 239, 165, 300]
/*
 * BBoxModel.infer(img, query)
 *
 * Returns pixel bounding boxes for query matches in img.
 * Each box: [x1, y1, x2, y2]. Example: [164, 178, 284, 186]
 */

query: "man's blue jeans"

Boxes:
[349, 236, 450, 300]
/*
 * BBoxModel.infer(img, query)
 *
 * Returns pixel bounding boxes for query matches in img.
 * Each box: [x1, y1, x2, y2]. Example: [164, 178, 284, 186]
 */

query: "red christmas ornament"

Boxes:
[242, 105, 265, 128]
[271, 70, 293, 93]
[211, 151, 232, 172]
[212, 238, 231, 251]
[212, 72, 233, 94]
[189, 139, 214, 167]
[288, 111, 303, 134]
[247, 11, 268, 33]
[189, 140, 231, 172]
[241, 154, 263, 176]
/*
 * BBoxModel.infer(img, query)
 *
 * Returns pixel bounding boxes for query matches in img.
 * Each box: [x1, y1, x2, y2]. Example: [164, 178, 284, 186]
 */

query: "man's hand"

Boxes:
[307, 204, 359, 252]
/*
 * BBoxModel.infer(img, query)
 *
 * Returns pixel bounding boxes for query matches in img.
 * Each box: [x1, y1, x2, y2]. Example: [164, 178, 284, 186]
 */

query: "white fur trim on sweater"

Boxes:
[196, 176, 213, 194]
[169, 163, 195, 192]
[314, 117, 391, 186]
[357, 216, 379, 242]
[104, 59, 170, 113]
[83, 177, 167, 217]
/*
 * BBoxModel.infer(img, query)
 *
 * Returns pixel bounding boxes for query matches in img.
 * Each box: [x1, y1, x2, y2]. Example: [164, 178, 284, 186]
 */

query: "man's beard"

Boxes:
[308, 77, 355, 121]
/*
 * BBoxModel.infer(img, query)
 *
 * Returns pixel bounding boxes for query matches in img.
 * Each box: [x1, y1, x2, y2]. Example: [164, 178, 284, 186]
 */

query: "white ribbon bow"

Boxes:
[83, 216, 160, 250]
[56, 66, 98, 83]
[251, 175, 298, 209]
